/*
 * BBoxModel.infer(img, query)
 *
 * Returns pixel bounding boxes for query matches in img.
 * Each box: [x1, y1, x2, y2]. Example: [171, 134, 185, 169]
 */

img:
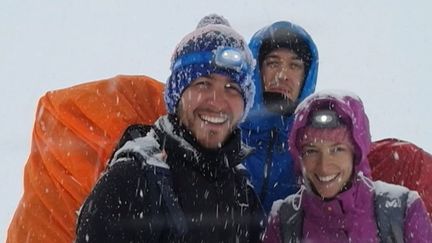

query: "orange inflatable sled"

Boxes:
[7, 75, 166, 243]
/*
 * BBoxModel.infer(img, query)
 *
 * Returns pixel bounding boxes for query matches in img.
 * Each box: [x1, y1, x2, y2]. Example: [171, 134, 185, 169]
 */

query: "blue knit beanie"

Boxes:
[165, 14, 255, 121]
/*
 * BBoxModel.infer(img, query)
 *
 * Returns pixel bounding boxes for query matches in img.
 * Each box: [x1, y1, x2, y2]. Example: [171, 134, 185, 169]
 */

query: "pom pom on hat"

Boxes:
[165, 14, 255, 121]
[196, 14, 231, 28]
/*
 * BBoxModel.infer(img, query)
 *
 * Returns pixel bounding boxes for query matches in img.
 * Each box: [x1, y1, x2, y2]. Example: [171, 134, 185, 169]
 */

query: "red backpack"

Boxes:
[369, 138, 432, 219]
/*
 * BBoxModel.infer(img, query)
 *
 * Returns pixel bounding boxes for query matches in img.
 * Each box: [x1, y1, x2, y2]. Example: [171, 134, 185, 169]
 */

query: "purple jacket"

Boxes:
[262, 91, 432, 242]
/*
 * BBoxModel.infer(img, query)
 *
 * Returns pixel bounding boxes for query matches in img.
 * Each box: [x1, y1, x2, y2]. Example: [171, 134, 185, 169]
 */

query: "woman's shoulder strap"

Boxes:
[373, 180, 410, 243]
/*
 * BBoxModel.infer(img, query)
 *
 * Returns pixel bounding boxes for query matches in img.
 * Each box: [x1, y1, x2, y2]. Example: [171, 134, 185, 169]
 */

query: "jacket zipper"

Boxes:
[259, 128, 278, 203]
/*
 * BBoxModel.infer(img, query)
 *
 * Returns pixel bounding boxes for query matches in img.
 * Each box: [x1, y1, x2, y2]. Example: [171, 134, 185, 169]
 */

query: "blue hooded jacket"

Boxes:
[240, 21, 319, 213]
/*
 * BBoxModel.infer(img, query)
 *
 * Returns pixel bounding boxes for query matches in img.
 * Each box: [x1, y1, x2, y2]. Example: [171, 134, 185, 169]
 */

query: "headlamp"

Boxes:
[172, 47, 249, 74]
[310, 110, 342, 128]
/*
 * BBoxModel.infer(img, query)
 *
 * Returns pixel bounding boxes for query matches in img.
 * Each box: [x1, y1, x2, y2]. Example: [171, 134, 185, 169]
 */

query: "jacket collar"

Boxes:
[303, 179, 374, 218]
[155, 114, 252, 180]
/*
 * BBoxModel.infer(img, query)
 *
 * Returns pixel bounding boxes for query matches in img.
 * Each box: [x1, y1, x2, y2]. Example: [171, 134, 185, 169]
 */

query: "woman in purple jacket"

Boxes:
[262, 90, 432, 242]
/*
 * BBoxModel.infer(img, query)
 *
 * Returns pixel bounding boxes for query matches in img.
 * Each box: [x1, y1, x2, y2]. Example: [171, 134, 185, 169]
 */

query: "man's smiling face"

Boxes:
[177, 73, 245, 149]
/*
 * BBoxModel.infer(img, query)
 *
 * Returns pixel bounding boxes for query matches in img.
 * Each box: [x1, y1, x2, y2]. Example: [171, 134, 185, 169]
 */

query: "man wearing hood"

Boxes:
[241, 21, 319, 213]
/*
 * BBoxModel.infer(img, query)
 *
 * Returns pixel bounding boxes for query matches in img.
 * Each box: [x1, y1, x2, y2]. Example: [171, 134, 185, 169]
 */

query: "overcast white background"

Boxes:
[1, 0, 431, 241]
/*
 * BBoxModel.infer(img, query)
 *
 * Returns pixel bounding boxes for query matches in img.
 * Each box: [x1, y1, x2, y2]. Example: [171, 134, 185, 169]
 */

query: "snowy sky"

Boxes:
[1, 0, 431, 241]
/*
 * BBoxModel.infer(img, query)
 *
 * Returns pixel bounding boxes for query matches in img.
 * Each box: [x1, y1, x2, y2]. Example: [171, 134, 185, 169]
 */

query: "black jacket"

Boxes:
[76, 115, 265, 243]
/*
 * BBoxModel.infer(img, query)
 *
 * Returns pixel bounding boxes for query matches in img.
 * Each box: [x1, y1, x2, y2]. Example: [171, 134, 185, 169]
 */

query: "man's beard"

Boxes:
[263, 92, 298, 116]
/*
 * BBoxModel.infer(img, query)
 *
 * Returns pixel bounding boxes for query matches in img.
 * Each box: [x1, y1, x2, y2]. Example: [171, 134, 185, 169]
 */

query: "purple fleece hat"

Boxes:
[288, 90, 372, 178]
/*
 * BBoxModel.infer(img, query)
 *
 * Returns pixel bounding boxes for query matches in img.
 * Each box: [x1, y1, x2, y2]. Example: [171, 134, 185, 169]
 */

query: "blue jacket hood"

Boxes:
[241, 21, 319, 131]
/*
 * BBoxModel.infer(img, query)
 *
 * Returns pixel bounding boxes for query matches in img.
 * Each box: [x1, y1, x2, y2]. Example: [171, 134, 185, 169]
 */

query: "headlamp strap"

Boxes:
[172, 48, 248, 74]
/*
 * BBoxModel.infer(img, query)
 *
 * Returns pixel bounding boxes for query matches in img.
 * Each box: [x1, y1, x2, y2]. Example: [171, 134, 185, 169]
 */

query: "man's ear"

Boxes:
[175, 101, 183, 118]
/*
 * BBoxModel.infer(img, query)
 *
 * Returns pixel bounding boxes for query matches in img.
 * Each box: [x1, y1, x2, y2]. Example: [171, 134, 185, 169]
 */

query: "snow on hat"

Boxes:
[258, 26, 312, 73]
[165, 14, 255, 120]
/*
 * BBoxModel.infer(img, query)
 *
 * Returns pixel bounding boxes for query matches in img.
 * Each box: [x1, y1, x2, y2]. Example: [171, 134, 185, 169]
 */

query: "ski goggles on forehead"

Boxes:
[309, 110, 344, 128]
[172, 47, 249, 74]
